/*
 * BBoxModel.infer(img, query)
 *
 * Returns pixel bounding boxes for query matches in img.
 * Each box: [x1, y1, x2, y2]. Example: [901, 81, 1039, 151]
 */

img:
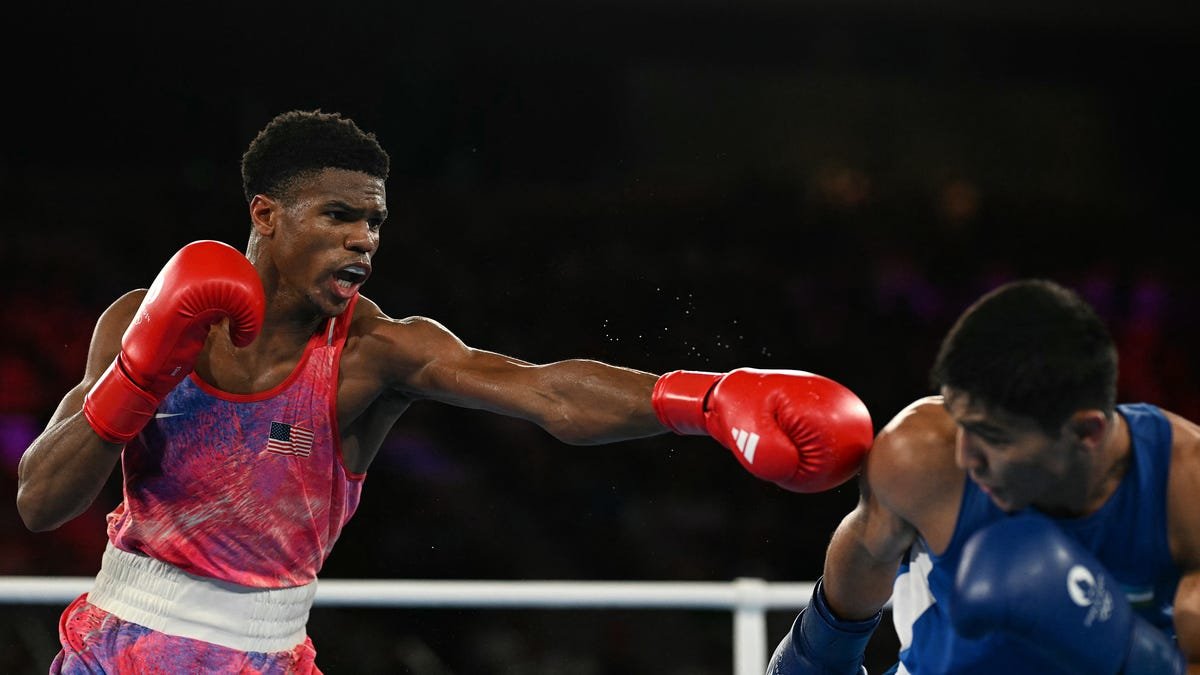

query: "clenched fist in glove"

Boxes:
[652, 368, 873, 492]
[83, 240, 266, 444]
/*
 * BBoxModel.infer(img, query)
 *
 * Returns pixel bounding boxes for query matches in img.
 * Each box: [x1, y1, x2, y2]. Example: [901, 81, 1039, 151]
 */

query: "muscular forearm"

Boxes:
[824, 554, 897, 620]
[536, 360, 662, 444]
[823, 510, 906, 620]
[768, 504, 896, 674]
[17, 411, 122, 532]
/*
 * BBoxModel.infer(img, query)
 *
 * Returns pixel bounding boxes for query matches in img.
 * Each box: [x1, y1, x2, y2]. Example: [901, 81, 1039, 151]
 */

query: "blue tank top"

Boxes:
[889, 403, 1179, 675]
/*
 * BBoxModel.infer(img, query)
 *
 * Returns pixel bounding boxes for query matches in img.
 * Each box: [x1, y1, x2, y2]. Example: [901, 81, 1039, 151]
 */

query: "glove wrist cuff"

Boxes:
[795, 579, 881, 673]
[651, 370, 722, 435]
[83, 358, 160, 444]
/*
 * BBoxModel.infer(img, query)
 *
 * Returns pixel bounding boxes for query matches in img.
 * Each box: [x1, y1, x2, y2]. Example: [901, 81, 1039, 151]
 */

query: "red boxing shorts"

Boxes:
[51, 594, 319, 674]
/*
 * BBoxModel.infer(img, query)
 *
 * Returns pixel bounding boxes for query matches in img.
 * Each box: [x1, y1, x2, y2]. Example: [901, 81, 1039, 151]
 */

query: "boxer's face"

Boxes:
[256, 168, 387, 316]
[943, 387, 1079, 513]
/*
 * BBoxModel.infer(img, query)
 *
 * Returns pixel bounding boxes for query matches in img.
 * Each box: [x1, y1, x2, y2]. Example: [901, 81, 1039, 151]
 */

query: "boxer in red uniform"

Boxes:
[16, 110, 874, 673]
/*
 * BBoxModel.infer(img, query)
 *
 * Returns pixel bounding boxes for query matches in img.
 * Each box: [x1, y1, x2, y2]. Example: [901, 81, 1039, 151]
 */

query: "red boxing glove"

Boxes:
[652, 368, 873, 492]
[83, 240, 266, 444]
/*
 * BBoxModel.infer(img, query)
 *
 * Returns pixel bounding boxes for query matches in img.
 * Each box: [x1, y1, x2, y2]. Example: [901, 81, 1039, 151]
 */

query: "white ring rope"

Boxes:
[0, 576, 890, 675]
[0, 576, 818, 608]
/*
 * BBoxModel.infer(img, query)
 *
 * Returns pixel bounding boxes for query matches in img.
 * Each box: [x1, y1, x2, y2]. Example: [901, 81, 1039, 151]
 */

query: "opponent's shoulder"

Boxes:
[1161, 408, 1200, 448]
[1160, 408, 1200, 482]
[864, 395, 961, 515]
[869, 395, 958, 474]
[1160, 409, 1200, 570]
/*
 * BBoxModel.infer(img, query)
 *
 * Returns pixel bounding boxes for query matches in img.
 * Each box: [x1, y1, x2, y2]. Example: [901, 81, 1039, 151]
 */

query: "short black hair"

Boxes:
[240, 109, 390, 202]
[930, 279, 1118, 432]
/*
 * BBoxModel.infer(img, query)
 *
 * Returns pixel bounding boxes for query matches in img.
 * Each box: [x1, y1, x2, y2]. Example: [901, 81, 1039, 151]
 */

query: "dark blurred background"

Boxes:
[1, 0, 1198, 673]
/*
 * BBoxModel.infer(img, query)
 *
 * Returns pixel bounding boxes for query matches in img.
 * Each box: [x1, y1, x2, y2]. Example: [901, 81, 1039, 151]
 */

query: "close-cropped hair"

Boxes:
[930, 278, 1118, 433]
[240, 109, 391, 202]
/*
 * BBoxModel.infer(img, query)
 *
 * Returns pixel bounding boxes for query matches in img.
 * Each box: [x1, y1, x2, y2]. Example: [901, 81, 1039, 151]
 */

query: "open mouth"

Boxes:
[335, 265, 369, 289]
[331, 264, 370, 298]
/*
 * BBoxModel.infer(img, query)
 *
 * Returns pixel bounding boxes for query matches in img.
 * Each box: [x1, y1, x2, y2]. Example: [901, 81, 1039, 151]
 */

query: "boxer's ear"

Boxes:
[249, 194, 278, 237]
[1065, 409, 1108, 450]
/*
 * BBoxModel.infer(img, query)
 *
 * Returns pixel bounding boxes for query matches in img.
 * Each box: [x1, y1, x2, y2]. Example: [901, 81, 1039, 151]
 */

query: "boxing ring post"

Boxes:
[0, 576, 821, 674]
[732, 577, 772, 674]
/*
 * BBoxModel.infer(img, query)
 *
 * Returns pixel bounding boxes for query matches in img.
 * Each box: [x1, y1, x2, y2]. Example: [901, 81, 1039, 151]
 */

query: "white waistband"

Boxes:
[87, 542, 316, 653]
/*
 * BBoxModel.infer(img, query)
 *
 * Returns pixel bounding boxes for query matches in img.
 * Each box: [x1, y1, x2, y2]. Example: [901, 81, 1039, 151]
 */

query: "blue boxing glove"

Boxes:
[767, 578, 881, 675]
[950, 511, 1184, 675]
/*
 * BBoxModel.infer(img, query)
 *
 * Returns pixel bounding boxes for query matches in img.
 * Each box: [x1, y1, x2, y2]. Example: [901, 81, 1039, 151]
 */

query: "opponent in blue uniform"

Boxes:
[767, 279, 1200, 674]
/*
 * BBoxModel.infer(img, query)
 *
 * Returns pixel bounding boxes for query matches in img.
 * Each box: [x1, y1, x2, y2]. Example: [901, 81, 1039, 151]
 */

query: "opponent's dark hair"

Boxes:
[930, 279, 1118, 433]
[240, 110, 390, 202]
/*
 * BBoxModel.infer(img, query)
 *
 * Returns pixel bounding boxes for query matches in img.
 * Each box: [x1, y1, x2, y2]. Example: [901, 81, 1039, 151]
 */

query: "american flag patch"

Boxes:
[266, 421, 315, 457]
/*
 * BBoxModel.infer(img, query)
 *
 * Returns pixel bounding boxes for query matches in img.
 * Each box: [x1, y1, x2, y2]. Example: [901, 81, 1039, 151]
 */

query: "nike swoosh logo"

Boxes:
[154, 413, 184, 419]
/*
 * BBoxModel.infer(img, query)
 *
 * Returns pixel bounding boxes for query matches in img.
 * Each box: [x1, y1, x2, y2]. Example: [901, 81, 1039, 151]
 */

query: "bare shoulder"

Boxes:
[1163, 409, 1200, 570]
[85, 289, 149, 371]
[865, 395, 962, 525]
[1164, 408, 1200, 450]
[343, 296, 468, 385]
[101, 289, 148, 328]
[1163, 408, 1200, 486]
[348, 296, 462, 350]
[869, 396, 959, 488]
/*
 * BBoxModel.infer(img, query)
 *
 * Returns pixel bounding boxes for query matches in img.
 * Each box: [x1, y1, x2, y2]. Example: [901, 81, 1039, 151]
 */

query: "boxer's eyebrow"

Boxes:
[322, 200, 387, 222]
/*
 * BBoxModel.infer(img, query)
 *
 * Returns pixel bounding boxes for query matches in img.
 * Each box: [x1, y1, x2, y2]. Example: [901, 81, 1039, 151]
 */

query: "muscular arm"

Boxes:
[824, 397, 962, 620]
[16, 291, 142, 532]
[766, 397, 959, 674]
[824, 477, 916, 620]
[347, 297, 871, 492]
[360, 303, 664, 445]
[427, 349, 662, 445]
[1178, 571, 1200, 674]
[1166, 414, 1200, 672]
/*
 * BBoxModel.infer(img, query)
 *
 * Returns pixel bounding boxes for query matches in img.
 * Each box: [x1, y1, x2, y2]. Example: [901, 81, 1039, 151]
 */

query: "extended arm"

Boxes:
[375, 314, 663, 445]
[367, 310, 872, 491]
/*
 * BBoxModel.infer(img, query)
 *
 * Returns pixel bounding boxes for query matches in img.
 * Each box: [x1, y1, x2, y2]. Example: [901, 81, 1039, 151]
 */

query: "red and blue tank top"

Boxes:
[106, 296, 364, 588]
